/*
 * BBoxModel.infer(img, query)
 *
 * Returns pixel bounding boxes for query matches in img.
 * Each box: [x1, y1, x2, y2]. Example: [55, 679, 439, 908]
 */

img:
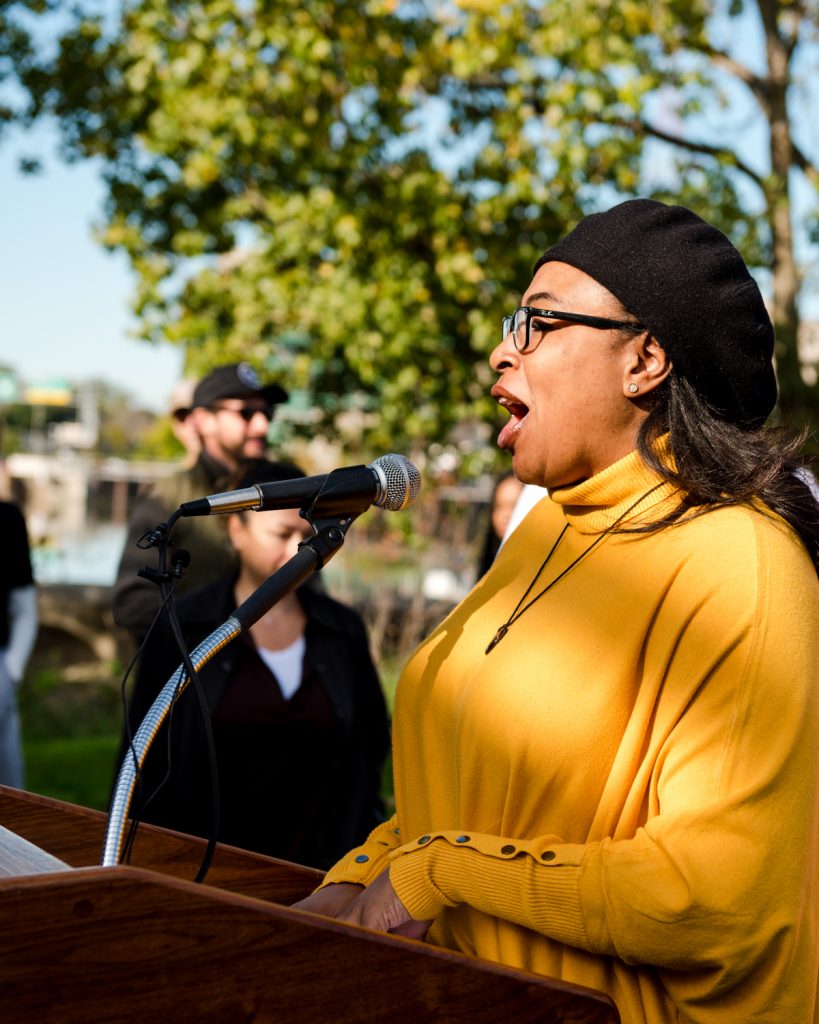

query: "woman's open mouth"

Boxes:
[496, 395, 529, 450]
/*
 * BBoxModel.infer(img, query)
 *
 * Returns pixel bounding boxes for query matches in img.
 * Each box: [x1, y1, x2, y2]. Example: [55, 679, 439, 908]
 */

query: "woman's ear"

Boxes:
[622, 332, 672, 398]
[226, 513, 244, 553]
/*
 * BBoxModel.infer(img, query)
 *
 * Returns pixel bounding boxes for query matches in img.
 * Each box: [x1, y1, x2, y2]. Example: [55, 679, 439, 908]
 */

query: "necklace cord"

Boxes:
[485, 483, 664, 654]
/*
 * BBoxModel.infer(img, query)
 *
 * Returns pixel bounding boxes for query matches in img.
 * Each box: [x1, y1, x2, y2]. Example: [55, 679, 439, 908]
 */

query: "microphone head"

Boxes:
[368, 454, 422, 511]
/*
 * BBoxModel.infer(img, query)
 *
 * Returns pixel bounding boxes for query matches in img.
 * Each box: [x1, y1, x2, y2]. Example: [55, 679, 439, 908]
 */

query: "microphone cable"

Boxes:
[117, 511, 221, 883]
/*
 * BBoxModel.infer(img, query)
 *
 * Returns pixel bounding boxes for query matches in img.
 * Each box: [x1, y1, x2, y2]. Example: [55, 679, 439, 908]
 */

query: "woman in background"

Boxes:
[475, 471, 524, 577]
[124, 459, 390, 870]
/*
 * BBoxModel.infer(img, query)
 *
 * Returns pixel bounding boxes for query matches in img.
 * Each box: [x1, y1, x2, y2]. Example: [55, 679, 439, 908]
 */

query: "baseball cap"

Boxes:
[192, 362, 289, 409]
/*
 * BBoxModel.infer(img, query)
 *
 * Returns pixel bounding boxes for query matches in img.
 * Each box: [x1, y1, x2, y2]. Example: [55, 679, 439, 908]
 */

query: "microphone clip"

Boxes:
[137, 565, 172, 586]
[137, 521, 174, 549]
[299, 521, 350, 568]
[137, 549, 192, 587]
[136, 509, 183, 548]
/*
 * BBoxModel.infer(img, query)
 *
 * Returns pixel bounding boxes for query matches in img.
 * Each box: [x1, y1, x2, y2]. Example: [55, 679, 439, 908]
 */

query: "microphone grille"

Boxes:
[368, 454, 422, 511]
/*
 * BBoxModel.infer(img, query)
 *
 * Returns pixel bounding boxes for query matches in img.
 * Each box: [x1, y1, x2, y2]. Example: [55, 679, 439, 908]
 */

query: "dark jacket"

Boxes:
[0, 502, 34, 648]
[120, 574, 390, 869]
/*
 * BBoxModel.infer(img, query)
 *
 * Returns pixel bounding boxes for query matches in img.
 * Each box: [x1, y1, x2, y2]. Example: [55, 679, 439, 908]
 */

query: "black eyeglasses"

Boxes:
[210, 404, 276, 422]
[501, 306, 645, 352]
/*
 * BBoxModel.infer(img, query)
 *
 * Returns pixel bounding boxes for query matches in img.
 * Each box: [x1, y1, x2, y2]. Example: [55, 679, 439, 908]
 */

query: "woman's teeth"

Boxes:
[497, 400, 528, 449]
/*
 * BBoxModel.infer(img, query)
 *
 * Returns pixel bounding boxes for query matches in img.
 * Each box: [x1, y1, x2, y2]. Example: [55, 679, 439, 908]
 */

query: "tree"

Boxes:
[16, 0, 567, 466]
[1, 2, 34, 128]
[444, 0, 817, 428]
[14, 0, 818, 461]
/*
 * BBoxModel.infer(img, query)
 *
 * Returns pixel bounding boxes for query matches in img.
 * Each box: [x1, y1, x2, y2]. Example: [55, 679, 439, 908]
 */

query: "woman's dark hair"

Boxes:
[634, 374, 819, 573]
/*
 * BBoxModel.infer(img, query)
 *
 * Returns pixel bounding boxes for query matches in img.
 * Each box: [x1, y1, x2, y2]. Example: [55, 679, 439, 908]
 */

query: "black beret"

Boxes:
[192, 362, 288, 409]
[535, 199, 777, 428]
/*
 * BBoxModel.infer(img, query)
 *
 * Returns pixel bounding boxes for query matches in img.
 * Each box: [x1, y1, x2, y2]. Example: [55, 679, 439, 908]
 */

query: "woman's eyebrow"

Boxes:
[525, 290, 560, 306]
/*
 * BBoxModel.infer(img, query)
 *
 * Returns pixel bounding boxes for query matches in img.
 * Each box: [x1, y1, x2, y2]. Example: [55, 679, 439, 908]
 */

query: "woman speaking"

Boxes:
[294, 200, 819, 1024]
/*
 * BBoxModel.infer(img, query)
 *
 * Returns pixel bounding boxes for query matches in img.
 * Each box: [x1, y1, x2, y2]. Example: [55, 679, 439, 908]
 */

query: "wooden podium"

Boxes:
[0, 786, 619, 1023]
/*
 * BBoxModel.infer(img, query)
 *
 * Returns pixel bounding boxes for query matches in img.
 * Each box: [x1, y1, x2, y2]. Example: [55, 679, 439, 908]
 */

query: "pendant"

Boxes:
[485, 623, 509, 654]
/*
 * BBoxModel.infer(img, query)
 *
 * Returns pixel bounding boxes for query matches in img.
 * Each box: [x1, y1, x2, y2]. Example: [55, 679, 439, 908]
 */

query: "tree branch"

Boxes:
[792, 140, 818, 185]
[701, 44, 764, 92]
[613, 116, 766, 188]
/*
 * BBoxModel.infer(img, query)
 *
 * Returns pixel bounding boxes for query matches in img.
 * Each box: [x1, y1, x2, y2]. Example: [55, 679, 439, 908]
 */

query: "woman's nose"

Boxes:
[489, 332, 519, 373]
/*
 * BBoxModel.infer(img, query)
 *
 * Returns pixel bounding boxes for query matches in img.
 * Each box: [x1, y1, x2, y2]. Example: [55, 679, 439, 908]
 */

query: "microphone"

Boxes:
[178, 453, 421, 519]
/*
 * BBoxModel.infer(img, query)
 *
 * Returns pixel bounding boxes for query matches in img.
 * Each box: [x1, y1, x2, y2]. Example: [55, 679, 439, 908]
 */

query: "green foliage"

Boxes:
[133, 414, 186, 460]
[0, 0, 51, 134]
[9, 0, 818, 457]
[23, 735, 120, 810]
[19, 669, 123, 811]
[11, 0, 578, 462]
[19, 669, 123, 740]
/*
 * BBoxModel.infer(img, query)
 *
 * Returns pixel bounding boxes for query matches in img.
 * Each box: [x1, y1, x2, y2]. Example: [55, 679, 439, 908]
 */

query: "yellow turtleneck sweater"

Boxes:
[322, 450, 819, 1024]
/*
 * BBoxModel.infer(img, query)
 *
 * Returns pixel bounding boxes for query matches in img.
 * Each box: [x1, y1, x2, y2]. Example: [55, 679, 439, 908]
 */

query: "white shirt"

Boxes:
[256, 634, 306, 701]
[501, 485, 549, 544]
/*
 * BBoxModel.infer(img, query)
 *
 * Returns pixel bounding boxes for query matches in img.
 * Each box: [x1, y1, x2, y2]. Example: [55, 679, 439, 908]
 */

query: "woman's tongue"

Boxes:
[498, 406, 528, 450]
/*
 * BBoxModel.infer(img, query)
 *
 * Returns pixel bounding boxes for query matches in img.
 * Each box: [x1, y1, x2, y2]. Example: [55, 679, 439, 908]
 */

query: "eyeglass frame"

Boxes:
[207, 402, 277, 423]
[502, 306, 645, 352]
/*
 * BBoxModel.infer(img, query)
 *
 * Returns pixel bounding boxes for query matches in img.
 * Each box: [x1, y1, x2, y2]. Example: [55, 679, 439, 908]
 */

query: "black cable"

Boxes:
[153, 516, 220, 883]
[161, 583, 221, 883]
[116, 511, 221, 882]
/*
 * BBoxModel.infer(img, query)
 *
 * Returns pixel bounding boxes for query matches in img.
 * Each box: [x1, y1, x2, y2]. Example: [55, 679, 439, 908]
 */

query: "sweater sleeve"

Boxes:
[390, 527, 819, 1004]
[319, 814, 403, 889]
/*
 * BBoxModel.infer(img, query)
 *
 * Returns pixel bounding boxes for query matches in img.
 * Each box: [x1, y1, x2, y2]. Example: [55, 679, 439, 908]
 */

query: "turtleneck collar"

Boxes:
[548, 446, 676, 535]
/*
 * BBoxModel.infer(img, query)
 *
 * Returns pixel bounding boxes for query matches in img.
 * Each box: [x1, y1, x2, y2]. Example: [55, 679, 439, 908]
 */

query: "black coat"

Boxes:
[121, 574, 390, 869]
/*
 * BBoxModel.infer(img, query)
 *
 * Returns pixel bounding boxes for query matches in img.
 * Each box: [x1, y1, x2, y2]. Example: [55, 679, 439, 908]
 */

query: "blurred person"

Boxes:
[502, 483, 548, 544]
[122, 460, 390, 869]
[293, 200, 819, 1023]
[112, 363, 288, 644]
[475, 471, 524, 577]
[0, 498, 38, 788]
[167, 378, 200, 468]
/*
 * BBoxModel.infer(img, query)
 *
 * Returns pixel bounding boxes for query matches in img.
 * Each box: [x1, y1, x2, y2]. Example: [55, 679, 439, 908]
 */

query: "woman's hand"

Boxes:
[338, 870, 432, 940]
[290, 882, 364, 918]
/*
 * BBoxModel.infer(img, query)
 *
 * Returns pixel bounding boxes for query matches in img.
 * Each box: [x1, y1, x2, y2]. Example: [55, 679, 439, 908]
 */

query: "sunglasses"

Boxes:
[209, 404, 276, 422]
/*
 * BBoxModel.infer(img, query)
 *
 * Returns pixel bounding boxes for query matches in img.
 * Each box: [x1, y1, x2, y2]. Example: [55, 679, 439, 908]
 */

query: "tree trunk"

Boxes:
[757, 0, 813, 429]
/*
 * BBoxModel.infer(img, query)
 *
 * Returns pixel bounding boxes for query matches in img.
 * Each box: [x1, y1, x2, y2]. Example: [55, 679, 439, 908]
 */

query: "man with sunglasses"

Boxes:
[112, 362, 288, 645]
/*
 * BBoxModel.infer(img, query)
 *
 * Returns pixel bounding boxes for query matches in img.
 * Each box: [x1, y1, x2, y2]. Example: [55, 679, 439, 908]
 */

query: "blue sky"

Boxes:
[1, 122, 183, 413]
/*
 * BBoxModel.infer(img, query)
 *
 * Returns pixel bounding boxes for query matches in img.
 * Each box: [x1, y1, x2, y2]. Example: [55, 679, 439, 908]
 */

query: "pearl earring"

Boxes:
[627, 382, 639, 394]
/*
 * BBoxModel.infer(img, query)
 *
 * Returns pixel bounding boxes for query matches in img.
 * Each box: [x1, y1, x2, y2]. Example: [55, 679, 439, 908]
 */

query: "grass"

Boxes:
[22, 735, 120, 811]
[18, 666, 125, 812]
